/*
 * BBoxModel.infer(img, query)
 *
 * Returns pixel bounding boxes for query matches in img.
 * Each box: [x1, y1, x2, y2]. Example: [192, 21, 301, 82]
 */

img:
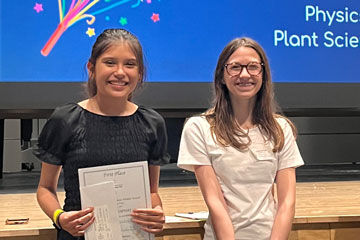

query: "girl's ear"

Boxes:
[87, 62, 94, 78]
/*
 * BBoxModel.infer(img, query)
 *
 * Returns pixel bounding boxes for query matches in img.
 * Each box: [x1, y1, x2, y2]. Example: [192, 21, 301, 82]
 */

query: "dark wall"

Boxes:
[164, 114, 360, 165]
[292, 116, 360, 164]
[1, 82, 360, 110]
[2, 82, 360, 165]
[5, 112, 360, 166]
[164, 118, 185, 163]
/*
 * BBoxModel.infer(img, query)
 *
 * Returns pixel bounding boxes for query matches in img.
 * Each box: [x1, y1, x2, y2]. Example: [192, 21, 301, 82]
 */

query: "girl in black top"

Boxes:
[34, 28, 170, 240]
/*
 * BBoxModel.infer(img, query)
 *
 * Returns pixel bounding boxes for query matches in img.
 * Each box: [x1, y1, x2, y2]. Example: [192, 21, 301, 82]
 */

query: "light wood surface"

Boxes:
[294, 181, 360, 223]
[1, 181, 360, 239]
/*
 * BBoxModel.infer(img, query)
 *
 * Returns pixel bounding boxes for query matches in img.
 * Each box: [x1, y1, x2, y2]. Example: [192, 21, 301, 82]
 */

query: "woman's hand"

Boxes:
[131, 205, 165, 233]
[58, 207, 95, 236]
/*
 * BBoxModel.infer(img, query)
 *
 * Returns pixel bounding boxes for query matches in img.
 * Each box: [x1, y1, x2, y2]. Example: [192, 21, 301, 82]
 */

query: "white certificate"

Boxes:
[78, 161, 153, 240]
[80, 181, 122, 240]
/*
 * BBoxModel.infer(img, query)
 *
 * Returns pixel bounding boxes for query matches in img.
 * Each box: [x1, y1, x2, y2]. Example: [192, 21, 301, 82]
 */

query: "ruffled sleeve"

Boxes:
[32, 105, 74, 165]
[140, 108, 170, 165]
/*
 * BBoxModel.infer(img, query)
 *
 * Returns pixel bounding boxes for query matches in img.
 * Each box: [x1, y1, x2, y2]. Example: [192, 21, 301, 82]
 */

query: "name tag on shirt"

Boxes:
[250, 143, 276, 161]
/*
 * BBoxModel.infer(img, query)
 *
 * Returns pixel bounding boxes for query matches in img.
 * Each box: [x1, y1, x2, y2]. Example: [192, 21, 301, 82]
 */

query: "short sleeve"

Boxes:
[32, 107, 72, 165]
[147, 110, 171, 166]
[277, 118, 304, 170]
[177, 117, 212, 172]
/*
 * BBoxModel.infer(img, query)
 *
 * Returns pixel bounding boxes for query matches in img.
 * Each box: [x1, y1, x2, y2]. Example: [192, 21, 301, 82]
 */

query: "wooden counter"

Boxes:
[1, 181, 360, 240]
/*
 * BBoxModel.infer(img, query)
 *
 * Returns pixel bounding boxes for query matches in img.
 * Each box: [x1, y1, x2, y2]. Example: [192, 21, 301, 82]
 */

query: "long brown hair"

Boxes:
[205, 37, 296, 152]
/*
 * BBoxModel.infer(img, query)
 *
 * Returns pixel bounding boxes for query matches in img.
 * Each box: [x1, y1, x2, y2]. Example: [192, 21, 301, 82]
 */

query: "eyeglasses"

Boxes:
[224, 62, 264, 77]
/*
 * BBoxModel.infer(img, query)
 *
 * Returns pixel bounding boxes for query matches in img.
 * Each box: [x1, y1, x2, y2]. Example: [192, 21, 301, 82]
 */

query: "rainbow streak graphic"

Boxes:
[131, 0, 141, 8]
[41, 0, 138, 56]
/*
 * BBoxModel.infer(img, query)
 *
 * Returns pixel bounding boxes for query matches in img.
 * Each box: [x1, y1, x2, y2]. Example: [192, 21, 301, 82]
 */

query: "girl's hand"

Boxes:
[131, 206, 165, 233]
[58, 207, 95, 236]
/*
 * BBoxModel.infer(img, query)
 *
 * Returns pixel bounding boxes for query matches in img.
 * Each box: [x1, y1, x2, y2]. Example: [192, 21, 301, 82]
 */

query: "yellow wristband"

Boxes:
[53, 209, 64, 226]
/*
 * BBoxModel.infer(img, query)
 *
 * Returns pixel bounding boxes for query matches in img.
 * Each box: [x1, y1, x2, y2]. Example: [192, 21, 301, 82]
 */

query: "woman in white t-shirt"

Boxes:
[177, 38, 304, 240]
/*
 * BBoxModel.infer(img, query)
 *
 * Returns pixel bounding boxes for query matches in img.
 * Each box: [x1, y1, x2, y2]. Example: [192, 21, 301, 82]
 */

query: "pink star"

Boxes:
[147, 0, 151, 3]
[34, 3, 43, 13]
[150, 13, 160, 23]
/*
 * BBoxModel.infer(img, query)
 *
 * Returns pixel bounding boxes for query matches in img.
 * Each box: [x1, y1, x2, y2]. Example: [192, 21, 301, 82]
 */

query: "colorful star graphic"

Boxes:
[119, 17, 128, 26]
[150, 13, 160, 23]
[147, 0, 152, 3]
[86, 27, 95, 37]
[34, 3, 43, 13]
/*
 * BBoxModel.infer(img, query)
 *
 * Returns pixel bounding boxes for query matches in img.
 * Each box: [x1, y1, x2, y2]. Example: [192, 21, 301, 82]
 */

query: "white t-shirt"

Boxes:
[177, 116, 304, 240]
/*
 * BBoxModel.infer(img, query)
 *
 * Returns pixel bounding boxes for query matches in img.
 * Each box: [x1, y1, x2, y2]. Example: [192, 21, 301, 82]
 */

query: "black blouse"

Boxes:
[33, 103, 170, 214]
